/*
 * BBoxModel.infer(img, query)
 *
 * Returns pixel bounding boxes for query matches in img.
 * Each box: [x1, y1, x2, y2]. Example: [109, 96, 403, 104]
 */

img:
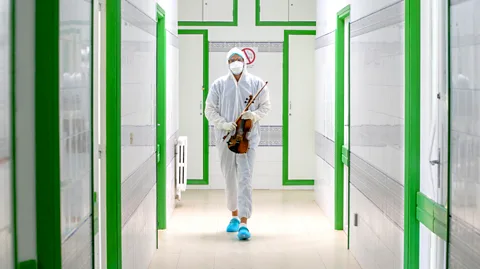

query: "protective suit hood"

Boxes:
[226, 47, 248, 77]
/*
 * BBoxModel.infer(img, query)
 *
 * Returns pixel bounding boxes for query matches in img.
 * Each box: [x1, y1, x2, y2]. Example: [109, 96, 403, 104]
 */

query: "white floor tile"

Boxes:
[149, 190, 362, 269]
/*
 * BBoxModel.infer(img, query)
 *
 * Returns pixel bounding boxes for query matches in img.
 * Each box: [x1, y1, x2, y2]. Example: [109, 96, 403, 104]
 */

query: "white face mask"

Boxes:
[229, 61, 244, 75]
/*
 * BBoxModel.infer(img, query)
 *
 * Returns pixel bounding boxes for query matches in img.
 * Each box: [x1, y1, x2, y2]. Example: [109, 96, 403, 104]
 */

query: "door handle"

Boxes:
[200, 101, 203, 115]
[430, 148, 441, 188]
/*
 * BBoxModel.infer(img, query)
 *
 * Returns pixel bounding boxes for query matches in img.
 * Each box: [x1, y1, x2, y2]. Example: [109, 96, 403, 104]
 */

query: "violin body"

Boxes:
[222, 81, 268, 154]
[226, 118, 253, 154]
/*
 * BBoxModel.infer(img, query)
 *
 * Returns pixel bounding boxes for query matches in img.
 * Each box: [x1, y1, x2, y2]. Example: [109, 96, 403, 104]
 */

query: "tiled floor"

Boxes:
[149, 190, 362, 269]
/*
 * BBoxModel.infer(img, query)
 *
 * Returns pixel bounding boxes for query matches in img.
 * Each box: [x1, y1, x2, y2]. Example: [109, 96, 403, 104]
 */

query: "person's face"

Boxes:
[228, 54, 244, 64]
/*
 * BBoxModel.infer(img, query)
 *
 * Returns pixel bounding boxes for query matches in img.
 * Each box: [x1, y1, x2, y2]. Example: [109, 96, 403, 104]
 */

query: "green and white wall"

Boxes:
[178, 0, 318, 190]
[316, 0, 480, 269]
[2, 0, 181, 268]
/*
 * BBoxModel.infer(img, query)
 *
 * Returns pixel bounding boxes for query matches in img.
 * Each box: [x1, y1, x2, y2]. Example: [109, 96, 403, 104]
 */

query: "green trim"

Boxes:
[416, 192, 448, 225]
[282, 30, 315, 186]
[93, 192, 99, 235]
[283, 179, 315, 186]
[187, 179, 209, 185]
[337, 5, 351, 20]
[416, 207, 434, 232]
[178, 0, 238, 26]
[342, 145, 349, 166]
[404, 0, 421, 267]
[334, 6, 350, 231]
[106, 0, 122, 267]
[255, 0, 316, 26]
[10, 0, 18, 266]
[178, 29, 210, 186]
[18, 260, 37, 269]
[446, 0, 452, 266]
[35, 0, 62, 267]
[156, 4, 167, 231]
[416, 192, 448, 241]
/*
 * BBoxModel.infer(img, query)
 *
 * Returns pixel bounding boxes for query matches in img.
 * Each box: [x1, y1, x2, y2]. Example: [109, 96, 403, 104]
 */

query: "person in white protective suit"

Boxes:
[205, 47, 271, 240]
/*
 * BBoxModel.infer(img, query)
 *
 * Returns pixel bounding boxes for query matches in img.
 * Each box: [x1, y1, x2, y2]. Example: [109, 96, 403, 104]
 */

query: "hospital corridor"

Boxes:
[1, 0, 479, 269]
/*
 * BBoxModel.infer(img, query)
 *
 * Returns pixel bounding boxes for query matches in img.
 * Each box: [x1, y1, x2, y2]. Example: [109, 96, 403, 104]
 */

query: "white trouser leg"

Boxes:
[218, 143, 238, 212]
[236, 148, 256, 219]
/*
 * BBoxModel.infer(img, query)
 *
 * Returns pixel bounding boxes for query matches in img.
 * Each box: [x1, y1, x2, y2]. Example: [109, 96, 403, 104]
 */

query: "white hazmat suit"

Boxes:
[205, 48, 271, 219]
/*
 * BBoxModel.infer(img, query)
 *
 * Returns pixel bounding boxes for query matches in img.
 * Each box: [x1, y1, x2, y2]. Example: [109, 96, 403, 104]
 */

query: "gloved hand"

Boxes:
[241, 111, 259, 123]
[222, 122, 237, 131]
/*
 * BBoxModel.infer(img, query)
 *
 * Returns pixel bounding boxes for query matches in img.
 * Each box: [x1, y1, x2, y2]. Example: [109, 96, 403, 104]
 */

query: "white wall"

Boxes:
[179, 0, 317, 190]
[315, 1, 405, 269]
[120, 0, 179, 267]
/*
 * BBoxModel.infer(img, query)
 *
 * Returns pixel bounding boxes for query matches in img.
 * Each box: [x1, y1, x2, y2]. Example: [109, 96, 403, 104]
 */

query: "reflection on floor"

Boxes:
[149, 190, 362, 269]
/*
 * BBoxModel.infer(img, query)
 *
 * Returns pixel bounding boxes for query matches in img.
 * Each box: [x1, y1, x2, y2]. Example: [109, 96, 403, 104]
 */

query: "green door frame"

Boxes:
[105, 0, 122, 267]
[178, 29, 210, 186]
[35, 0, 95, 268]
[282, 29, 315, 186]
[156, 4, 167, 231]
[333, 5, 350, 231]
[10, 0, 18, 267]
[35, 0, 62, 267]
[404, 0, 421, 268]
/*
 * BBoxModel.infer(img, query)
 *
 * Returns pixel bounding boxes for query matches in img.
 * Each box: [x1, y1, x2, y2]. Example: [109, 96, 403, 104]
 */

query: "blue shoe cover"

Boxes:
[237, 226, 251, 240]
[226, 218, 240, 232]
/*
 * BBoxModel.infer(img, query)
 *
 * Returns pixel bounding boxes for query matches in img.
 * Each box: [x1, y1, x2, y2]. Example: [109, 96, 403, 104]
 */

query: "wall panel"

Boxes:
[0, 0, 13, 266]
[449, 0, 480, 268]
[121, 0, 157, 265]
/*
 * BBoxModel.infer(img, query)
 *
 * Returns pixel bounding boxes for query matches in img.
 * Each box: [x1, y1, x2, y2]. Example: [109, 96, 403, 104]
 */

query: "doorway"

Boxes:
[334, 6, 351, 245]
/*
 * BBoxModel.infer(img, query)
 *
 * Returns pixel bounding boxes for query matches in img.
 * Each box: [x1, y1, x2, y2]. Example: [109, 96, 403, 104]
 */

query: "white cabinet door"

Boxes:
[203, 0, 234, 22]
[288, 0, 316, 21]
[260, 0, 288, 22]
[179, 35, 204, 180]
[288, 35, 315, 180]
[178, 0, 203, 21]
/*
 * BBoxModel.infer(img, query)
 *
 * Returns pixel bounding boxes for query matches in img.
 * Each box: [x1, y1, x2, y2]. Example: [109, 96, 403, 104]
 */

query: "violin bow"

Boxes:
[222, 81, 268, 141]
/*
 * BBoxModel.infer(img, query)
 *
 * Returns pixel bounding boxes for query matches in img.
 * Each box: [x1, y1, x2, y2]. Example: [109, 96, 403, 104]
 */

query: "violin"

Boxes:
[222, 81, 268, 154]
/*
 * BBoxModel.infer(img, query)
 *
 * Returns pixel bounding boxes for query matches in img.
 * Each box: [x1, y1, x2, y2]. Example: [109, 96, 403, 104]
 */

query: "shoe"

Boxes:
[237, 226, 251, 240]
[226, 218, 240, 232]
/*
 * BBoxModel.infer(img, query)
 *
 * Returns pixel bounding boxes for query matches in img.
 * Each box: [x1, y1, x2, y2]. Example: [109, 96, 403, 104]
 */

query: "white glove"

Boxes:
[222, 122, 237, 131]
[241, 111, 259, 123]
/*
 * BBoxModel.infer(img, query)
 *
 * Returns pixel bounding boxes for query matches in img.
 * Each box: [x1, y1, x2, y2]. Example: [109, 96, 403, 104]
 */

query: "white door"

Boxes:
[343, 16, 350, 234]
[179, 35, 204, 181]
[288, 35, 315, 181]
[96, 0, 107, 267]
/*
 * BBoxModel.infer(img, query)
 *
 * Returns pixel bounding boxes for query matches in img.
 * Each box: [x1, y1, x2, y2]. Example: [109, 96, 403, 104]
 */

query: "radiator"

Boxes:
[175, 136, 188, 200]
